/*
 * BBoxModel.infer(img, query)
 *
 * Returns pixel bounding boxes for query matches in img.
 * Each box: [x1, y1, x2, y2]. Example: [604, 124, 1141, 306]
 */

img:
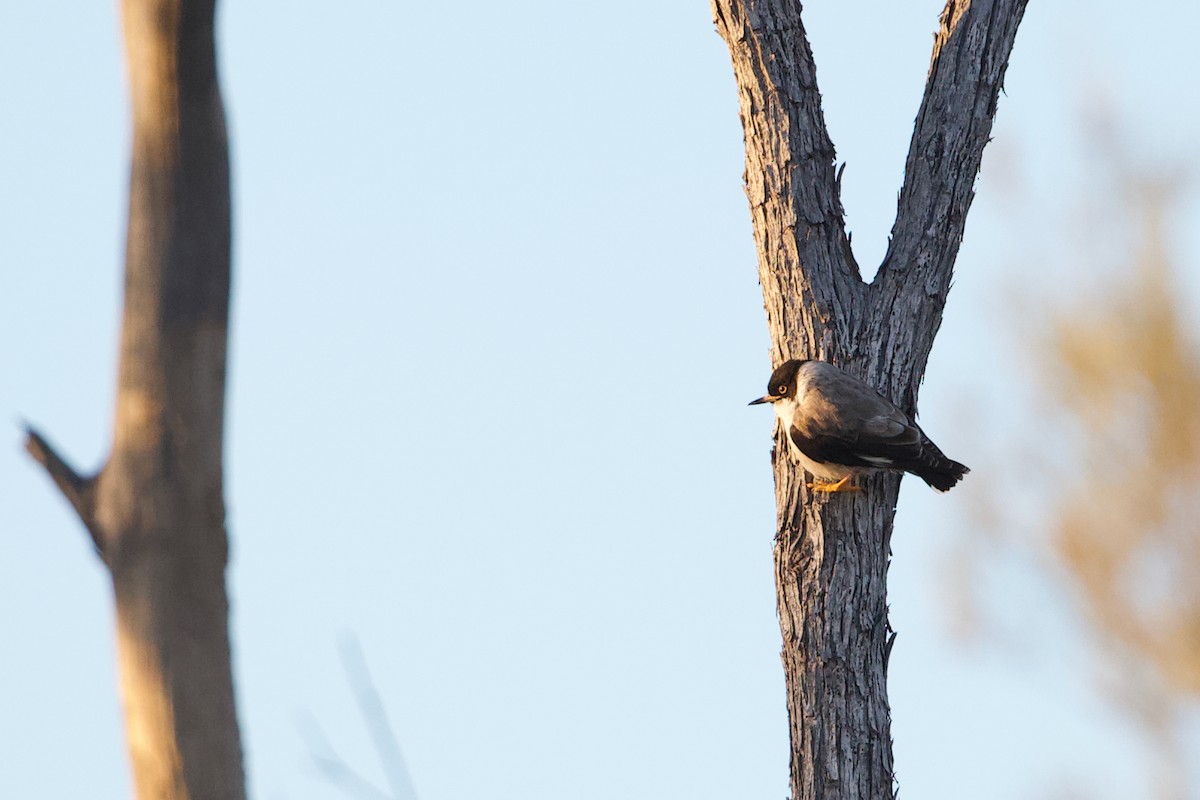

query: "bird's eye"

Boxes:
[776, 385, 788, 394]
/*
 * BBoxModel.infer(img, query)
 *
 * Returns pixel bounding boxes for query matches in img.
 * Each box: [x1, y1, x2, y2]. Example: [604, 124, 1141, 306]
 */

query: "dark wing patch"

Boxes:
[789, 362, 969, 490]
[790, 420, 968, 491]
[789, 365, 921, 468]
[788, 419, 919, 470]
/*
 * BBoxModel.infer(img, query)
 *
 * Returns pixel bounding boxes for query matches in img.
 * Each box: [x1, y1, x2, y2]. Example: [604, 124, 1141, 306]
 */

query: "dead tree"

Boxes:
[26, 1, 245, 798]
[711, 1, 1027, 797]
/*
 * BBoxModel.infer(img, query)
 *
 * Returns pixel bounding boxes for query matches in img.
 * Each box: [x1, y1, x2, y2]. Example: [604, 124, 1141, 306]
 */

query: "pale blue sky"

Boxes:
[3, 2, 1198, 799]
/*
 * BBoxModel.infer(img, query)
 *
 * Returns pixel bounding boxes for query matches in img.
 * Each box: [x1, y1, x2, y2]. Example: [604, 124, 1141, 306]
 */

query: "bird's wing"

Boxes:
[788, 367, 923, 469]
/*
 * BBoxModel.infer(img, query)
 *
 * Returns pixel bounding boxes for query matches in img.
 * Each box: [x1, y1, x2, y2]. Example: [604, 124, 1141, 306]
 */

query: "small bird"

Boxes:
[749, 359, 969, 492]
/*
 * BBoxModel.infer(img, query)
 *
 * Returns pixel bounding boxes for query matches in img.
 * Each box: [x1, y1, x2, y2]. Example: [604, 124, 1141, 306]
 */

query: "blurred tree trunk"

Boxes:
[26, 1, 245, 798]
[711, 1, 1026, 797]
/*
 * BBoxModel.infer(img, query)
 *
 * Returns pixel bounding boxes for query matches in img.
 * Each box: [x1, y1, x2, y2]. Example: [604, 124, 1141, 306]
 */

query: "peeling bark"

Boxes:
[711, 1, 1027, 797]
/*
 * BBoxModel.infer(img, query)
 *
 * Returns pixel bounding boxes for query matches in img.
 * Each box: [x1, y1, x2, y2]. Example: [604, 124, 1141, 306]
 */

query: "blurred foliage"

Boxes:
[958, 116, 1200, 799]
[1048, 191, 1200, 700]
[1043, 179, 1200, 798]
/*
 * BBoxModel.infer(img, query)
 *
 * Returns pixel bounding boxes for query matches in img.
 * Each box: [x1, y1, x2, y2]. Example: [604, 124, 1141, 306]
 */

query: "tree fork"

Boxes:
[26, 1, 245, 798]
[712, 1, 1027, 797]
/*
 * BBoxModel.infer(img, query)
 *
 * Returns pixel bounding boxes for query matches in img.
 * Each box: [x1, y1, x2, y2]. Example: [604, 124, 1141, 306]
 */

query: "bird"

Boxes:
[749, 359, 969, 493]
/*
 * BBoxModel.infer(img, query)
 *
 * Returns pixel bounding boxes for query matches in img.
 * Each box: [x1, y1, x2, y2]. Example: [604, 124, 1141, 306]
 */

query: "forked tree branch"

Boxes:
[885, 0, 1028, 289]
[711, 0, 866, 365]
[872, 0, 1028, 404]
[712, 2, 1028, 799]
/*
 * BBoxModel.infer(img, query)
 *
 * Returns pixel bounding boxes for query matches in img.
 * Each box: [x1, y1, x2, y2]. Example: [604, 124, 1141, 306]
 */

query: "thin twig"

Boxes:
[300, 710, 392, 800]
[301, 636, 419, 800]
[339, 635, 419, 800]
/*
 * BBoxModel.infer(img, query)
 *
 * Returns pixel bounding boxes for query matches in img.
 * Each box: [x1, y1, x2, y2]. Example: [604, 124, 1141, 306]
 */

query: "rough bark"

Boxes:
[26, 1, 245, 798]
[711, 1, 1027, 797]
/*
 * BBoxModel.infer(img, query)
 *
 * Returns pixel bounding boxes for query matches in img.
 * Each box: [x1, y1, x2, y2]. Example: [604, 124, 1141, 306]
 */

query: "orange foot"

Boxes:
[806, 475, 859, 493]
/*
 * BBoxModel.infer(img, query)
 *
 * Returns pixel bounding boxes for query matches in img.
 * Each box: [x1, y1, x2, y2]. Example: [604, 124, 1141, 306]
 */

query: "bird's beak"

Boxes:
[748, 395, 774, 406]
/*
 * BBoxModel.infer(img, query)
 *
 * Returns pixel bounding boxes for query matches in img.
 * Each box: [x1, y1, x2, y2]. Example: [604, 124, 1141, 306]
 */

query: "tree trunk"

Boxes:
[26, 1, 245, 798]
[710, 1, 1027, 797]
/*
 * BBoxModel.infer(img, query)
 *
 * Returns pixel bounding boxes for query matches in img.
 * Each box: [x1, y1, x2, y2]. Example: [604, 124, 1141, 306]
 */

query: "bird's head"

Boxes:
[748, 359, 807, 406]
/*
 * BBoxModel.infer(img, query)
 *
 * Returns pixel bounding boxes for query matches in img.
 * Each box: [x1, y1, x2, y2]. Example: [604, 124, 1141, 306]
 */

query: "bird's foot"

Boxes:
[806, 476, 859, 493]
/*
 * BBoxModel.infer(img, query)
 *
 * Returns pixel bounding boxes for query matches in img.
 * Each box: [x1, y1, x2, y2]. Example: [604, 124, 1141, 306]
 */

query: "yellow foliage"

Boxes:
[1043, 183, 1200, 701]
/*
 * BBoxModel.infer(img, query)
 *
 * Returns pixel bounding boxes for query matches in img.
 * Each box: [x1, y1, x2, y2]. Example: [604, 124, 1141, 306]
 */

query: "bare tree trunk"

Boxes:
[26, 1, 245, 798]
[711, 1, 1027, 797]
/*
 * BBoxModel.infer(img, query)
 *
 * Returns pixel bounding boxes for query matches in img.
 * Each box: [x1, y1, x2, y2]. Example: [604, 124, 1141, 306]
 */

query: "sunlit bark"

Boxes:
[26, 1, 245, 798]
[710, 1, 1027, 796]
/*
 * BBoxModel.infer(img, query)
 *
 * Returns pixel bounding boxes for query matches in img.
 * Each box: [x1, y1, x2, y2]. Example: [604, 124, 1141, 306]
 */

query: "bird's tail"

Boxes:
[914, 435, 970, 492]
